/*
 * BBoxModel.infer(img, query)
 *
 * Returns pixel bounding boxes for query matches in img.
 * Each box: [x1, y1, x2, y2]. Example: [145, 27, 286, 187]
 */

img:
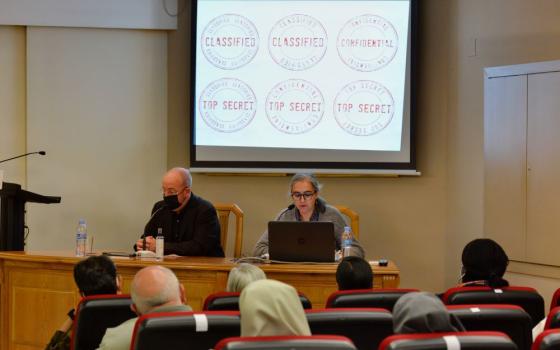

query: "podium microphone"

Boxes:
[0, 151, 46, 164]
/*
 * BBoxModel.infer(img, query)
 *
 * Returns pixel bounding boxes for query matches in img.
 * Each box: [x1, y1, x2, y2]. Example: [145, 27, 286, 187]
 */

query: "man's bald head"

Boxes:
[130, 266, 185, 315]
[163, 168, 192, 188]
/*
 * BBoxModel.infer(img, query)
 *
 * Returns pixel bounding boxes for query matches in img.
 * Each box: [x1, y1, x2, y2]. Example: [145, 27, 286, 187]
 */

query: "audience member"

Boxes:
[460, 238, 509, 288]
[393, 292, 464, 334]
[253, 173, 365, 258]
[239, 279, 310, 336]
[336, 256, 373, 290]
[97, 265, 192, 350]
[136, 167, 224, 256]
[226, 263, 266, 293]
[45, 255, 121, 350]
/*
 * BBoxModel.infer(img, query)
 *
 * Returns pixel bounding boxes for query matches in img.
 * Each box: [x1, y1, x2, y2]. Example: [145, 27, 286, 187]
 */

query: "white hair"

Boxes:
[226, 263, 266, 293]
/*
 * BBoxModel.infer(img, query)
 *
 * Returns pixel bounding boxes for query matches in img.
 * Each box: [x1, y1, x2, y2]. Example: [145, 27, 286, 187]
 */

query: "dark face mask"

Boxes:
[163, 194, 181, 210]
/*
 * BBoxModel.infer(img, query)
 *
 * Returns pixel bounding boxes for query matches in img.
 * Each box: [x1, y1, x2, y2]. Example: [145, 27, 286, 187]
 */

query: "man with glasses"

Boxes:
[135, 167, 224, 256]
[252, 173, 365, 258]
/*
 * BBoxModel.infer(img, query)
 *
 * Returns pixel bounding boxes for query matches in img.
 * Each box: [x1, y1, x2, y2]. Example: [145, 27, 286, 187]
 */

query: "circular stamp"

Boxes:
[333, 80, 394, 136]
[199, 78, 257, 133]
[268, 14, 328, 71]
[201, 14, 259, 70]
[337, 14, 398, 72]
[266, 79, 324, 134]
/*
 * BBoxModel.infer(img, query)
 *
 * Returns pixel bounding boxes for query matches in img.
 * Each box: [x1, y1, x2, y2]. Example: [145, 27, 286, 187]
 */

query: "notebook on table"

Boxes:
[268, 221, 336, 262]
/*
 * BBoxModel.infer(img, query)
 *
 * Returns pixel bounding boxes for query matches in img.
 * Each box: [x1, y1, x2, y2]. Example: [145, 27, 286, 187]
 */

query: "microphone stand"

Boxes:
[0, 151, 46, 164]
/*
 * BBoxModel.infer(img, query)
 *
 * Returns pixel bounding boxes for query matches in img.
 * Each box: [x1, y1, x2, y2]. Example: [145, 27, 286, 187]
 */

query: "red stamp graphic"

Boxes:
[201, 14, 259, 70]
[268, 14, 328, 71]
[333, 80, 394, 136]
[199, 78, 257, 133]
[266, 79, 324, 134]
[337, 14, 398, 72]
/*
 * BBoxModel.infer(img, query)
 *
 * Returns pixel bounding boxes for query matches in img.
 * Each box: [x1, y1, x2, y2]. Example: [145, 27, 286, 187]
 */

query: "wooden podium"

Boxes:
[0, 251, 399, 350]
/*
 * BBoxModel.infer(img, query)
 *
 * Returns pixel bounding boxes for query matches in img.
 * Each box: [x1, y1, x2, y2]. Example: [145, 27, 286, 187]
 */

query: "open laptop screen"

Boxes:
[268, 221, 336, 262]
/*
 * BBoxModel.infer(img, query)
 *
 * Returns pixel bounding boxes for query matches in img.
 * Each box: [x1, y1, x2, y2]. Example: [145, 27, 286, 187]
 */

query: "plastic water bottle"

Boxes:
[155, 227, 164, 260]
[342, 226, 353, 258]
[75, 219, 87, 257]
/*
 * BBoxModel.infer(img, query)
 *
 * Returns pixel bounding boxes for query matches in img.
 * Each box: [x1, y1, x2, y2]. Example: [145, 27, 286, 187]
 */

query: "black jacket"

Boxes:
[142, 193, 224, 257]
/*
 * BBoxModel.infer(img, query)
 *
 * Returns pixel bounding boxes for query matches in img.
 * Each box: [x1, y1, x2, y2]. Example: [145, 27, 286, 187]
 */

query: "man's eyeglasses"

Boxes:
[162, 187, 187, 196]
[291, 191, 316, 200]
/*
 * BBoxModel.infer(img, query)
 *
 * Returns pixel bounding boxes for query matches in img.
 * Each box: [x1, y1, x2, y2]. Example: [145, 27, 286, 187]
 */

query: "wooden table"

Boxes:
[0, 251, 399, 350]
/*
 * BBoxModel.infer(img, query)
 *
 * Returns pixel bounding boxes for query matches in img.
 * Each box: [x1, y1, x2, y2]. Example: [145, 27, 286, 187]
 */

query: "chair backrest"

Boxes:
[379, 331, 517, 350]
[532, 328, 560, 350]
[443, 286, 545, 326]
[215, 335, 357, 350]
[333, 205, 359, 239]
[130, 311, 240, 350]
[71, 294, 136, 350]
[305, 308, 392, 350]
[325, 288, 419, 311]
[203, 291, 312, 311]
[544, 306, 560, 330]
[214, 203, 244, 258]
[550, 288, 560, 311]
[447, 304, 532, 350]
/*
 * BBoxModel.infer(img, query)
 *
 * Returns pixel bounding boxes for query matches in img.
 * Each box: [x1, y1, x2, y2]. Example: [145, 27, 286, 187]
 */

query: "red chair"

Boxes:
[70, 294, 136, 350]
[325, 288, 419, 311]
[442, 286, 545, 327]
[543, 306, 560, 330]
[550, 288, 560, 311]
[379, 331, 517, 350]
[532, 328, 560, 350]
[447, 304, 532, 350]
[215, 335, 357, 350]
[203, 291, 312, 310]
[131, 311, 240, 350]
[305, 308, 392, 350]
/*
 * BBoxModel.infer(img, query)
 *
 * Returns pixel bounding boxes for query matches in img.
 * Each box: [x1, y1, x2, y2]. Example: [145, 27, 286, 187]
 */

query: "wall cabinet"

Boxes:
[484, 60, 560, 265]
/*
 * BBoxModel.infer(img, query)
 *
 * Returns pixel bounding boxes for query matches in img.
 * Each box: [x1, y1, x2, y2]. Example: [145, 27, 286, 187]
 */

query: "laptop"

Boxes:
[268, 221, 336, 262]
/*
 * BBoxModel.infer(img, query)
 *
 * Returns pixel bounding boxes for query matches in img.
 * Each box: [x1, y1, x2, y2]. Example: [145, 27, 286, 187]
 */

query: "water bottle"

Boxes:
[342, 226, 353, 258]
[155, 227, 164, 260]
[75, 219, 87, 257]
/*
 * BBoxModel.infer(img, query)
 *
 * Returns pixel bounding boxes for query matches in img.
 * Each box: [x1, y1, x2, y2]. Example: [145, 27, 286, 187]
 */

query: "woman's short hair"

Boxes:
[288, 173, 322, 194]
[73, 255, 118, 296]
[226, 263, 266, 292]
[336, 256, 373, 290]
[461, 238, 509, 287]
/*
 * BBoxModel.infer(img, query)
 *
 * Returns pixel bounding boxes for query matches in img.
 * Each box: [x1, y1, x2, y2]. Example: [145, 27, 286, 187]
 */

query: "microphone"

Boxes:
[0, 151, 46, 164]
[138, 204, 167, 252]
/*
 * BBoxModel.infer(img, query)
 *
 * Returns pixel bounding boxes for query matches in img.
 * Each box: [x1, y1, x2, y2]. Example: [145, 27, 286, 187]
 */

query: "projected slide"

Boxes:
[195, 0, 410, 152]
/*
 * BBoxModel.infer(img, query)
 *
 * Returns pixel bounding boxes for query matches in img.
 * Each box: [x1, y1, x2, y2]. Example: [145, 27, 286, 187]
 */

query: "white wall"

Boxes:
[0, 27, 26, 185]
[25, 27, 168, 252]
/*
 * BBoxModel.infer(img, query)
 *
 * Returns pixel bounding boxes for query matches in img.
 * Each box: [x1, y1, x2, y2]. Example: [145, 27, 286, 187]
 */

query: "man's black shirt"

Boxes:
[142, 193, 224, 257]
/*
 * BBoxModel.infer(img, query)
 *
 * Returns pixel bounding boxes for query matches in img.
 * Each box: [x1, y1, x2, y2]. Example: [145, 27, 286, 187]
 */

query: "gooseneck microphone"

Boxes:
[0, 151, 46, 164]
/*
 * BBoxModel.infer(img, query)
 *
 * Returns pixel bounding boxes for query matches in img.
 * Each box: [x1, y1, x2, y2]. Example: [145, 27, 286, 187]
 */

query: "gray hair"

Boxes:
[171, 167, 193, 188]
[131, 266, 181, 315]
[288, 173, 322, 195]
[226, 263, 267, 293]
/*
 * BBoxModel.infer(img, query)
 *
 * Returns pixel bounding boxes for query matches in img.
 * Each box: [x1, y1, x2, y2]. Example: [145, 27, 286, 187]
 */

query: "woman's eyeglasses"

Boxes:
[291, 191, 316, 200]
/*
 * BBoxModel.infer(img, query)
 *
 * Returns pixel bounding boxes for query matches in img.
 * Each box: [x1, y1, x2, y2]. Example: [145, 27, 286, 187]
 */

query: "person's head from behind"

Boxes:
[461, 238, 509, 287]
[162, 167, 192, 212]
[73, 255, 120, 296]
[239, 279, 310, 336]
[288, 173, 322, 219]
[130, 265, 185, 315]
[392, 292, 463, 334]
[336, 256, 373, 291]
[226, 263, 266, 293]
